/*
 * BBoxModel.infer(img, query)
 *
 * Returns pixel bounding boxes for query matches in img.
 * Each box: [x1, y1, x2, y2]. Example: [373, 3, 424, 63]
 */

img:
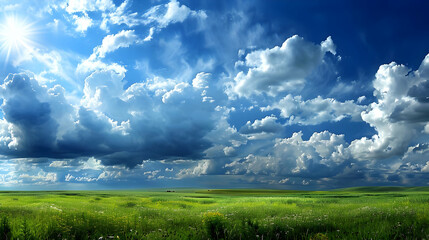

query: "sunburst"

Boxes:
[0, 15, 36, 63]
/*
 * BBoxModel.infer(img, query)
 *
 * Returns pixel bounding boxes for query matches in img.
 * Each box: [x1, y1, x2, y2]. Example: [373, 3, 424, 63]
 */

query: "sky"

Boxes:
[0, 0, 428, 190]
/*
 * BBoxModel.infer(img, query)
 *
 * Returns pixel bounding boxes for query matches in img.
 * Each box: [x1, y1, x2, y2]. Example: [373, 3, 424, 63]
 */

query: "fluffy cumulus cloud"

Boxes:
[225, 131, 351, 181]
[72, 13, 93, 33]
[222, 53, 429, 186]
[268, 95, 365, 125]
[231, 35, 336, 97]
[176, 160, 210, 179]
[239, 115, 283, 140]
[350, 54, 429, 161]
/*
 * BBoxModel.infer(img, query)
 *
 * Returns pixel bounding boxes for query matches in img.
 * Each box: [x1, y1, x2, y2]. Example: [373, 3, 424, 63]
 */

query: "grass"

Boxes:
[0, 188, 427, 239]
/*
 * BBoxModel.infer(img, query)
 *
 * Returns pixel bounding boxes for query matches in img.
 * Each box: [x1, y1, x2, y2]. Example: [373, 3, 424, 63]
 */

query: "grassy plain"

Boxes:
[0, 187, 428, 239]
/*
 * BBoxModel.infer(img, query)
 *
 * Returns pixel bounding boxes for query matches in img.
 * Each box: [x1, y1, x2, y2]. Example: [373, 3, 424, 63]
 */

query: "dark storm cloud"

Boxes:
[0, 74, 59, 156]
[408, 80, 429, 103]
[0, 73, 215, 168]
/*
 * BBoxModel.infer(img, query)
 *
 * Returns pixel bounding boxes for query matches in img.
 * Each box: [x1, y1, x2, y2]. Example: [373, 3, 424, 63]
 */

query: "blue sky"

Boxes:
[0, 0, 428, 190]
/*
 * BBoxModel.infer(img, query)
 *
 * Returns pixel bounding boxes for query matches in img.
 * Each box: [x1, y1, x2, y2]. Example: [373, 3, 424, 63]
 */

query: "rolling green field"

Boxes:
[0, 187, 428, 239]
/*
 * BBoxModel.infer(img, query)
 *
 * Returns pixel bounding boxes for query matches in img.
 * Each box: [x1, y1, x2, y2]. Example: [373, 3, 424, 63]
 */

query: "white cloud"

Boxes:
[226, 131, 350, 177]
[143, 0, 207, 28]
[49, 161, 71, 168]
[357, 96, 366, 103]
[143, 27, 155, 42]
[268, 95, 365, 125]
[92, 30, 139, 59]
[100, 0, 142, 31]
[12, 47, 81, 90]
[279, 178, 289, 184]
[65, 0, 115, 13]
[78, 30, 140, 74]
[144, 170, 160, 179]
[72, 13, 93, 33]
[425, 123, 429, 134]
[97, 170, 121, 181]
[3, 4, 20, 12]
[239, 115, 283, 139]
[19, 171, 57, 183]
[65, 173, 97, 182]
[422, 161, 429, 172]
[77, 59, 127, 75]
[192, 72, 210, 89]
[80, 157, 103, 170]
[231, 35, 336, 98]
[203, 110, 247, 159]
[350, 55, 429, 161]
[63, 0, 143, 33]
[176, 160, 210, 179]
[65, 173, 74, 181]
[321, 36, 336, 55]
[223, 146, 235, 156]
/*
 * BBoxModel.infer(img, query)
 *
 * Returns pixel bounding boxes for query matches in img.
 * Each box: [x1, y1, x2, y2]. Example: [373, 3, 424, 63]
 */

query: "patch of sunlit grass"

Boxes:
[0, 189, 428, 239]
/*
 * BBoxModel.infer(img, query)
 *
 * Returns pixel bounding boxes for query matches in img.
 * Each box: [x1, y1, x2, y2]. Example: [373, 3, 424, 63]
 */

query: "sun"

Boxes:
[0, 15, 35, 62]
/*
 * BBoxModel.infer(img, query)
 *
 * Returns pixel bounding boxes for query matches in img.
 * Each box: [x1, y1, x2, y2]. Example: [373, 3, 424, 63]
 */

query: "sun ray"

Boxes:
[0, 15, 37, 64]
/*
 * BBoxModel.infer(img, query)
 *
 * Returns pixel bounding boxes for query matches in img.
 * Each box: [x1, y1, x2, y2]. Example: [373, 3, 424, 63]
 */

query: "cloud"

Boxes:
[63, 0, 142, 33]
[350, 54, 429, 161]
[0, 74, 70, 156]
[0, 72, 216, 168]
[92, 30, 139, 59]
[80, 157, 103, 170]
[176, 160, 210, 179]
[100, 0, 142, 31]
[357, 96, 366, 104]
[64, 0, 115, 13]
[143, 27, 155, 42]
[144, 170, 160, 179]
[192, 72, 210, 89]
[49, 161, 71, 168]
[78, 30, 146, 74]
[240, 115, 283, 137]
[77, 59, 127, 75]
[72, 13, 93, 33]
[268, 95, 365, 125]
[4, 1, 429, 188]
[231, 35, 336, 98]
[225, 131, 350, 178]
[222, 53, 429, 186]
[3, 3, 21, 12]
[19, 171, 57, 184]
[143, 0, 207, 29]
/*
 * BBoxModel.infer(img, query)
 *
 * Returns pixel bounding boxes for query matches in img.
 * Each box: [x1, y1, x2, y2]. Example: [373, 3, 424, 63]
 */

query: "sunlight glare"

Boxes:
[0, 16, 35, 62]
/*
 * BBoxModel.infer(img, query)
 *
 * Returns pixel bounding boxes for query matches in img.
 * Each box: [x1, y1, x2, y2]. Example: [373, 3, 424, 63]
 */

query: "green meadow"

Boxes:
[0, 187, 428, 239]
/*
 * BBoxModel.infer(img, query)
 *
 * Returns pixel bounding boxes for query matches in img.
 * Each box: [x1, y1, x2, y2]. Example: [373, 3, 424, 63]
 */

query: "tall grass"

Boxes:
[0, 189, 427, 239]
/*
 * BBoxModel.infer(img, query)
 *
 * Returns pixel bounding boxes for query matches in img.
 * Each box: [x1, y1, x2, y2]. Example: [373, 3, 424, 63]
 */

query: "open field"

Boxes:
[0, 187, 428, 239]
